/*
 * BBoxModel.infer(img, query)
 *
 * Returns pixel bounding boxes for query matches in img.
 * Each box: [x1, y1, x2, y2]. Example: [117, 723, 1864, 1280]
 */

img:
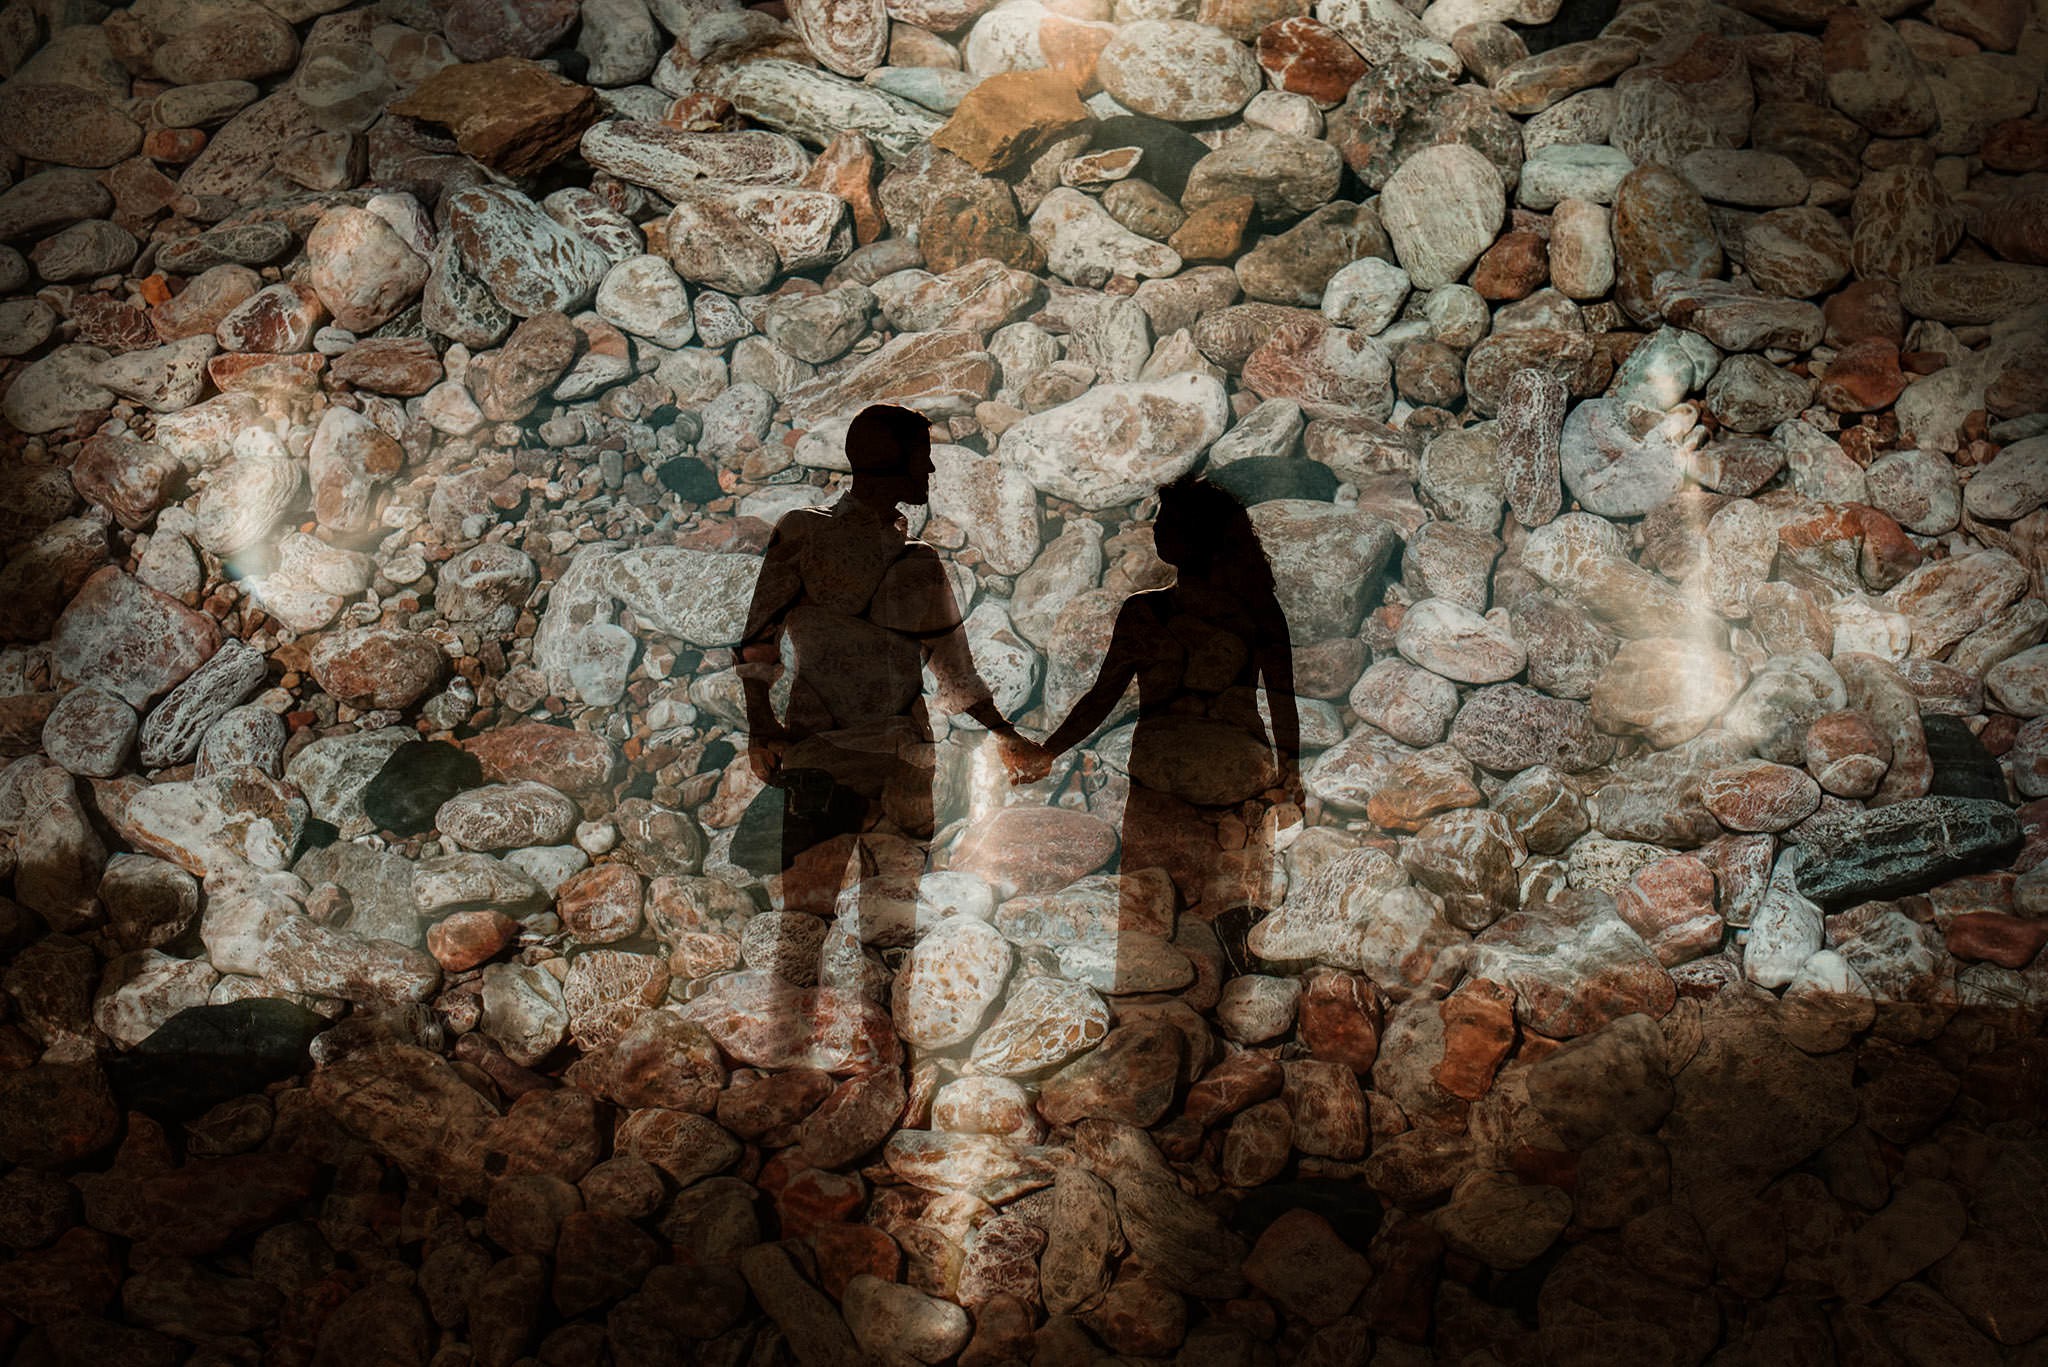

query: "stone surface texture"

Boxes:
[0, 0, 2041, 1361]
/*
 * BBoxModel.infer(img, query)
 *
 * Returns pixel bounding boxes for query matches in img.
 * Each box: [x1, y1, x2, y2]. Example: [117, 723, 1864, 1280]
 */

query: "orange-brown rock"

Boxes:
[1982, 118, 2048, 173]
[918, 185, 1046, 275]
[1849, 503, 1925, 591]
[1039, 14, 1118, 96]
[143, 128, 208, 164]
[931, 69, 1095, 176]
[1255, 16, 1366, 105]
[428, 909, 520, 971]
[207, 352, 326, 392]
[331, 338, 444, 395]
[1433, 978, 1515, 1101]
[1297, 972, 1382, 1074]
[466, 722, 620, 793]
[800, 131, 886, 246]
[1818, 339, 1906, 414]
[1168, 195, 1255, 263]
[388, 58, 601, 178]
[1823, 278, 1905, 347]
[1946, 912, 2048, 968]
[1197, 0, 1311, 39]
[1471, 229, 1549, 301]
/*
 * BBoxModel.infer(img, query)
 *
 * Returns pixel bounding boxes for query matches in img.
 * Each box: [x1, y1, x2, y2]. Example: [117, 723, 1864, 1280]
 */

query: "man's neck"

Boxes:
[843, 486, 910, 518]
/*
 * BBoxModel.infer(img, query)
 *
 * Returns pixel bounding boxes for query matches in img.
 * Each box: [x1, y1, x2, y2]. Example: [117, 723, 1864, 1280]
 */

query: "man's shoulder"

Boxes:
[767, 504, 834, 542]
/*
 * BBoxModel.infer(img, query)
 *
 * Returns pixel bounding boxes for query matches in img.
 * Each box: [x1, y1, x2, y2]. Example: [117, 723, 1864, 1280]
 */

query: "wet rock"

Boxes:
[305, 207, 428, 334]
[1185, 130, 1346, 222]
[1614, 853, 1723, 967]
[361, 742, 483, 836]
[1255, 17, 1369, 104]
[1450, 683, 1612, 773]
[438, 782, 580, 852]
[1791, 796, 2021, 905]
[1610, 162, 1723, 323]
[309, 627, 445, 712]
[1249, 500, 1402, 639]
[0, 83, 142, 168]
[1702, 759, 1822, 833]
[447, 185, 612, 319]
[1435, 1171, 1571, 1269]
[1822, 7, 1936, 137]
[389, 57, 598, 176]
[1038, 1020, 1183, 1126]
[1590, 638, 1745, 748]
[997, 373, 1225, 509]
[1468, 889, 1675, 1037]
[54, 569, 220, 708]
[1076, 1120, 1247, 1297]
[3, 344, 115, 435]
[1242, 1208, 1372, 1324]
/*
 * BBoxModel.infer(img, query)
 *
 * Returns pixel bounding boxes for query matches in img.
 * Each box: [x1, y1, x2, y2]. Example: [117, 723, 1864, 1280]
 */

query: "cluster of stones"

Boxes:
[1, 0, 2048, 1360]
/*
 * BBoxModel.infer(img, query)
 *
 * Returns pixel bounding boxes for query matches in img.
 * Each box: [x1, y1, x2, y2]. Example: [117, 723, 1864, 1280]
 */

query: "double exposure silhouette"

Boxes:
[1014, 475, 1302, 982]
[736, 404, 1037, 915]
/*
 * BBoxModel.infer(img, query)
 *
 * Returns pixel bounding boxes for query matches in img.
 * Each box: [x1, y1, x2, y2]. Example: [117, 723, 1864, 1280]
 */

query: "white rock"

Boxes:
[1377, 144, 1506, 290]
[605, 546, 761, 646]
[1395, 598, 1526, 684]
[596, 253, 695, 347]
[1029, 188, 1181, 288]
[1321, 257, 1410, 334]
[997, 373, 1228, 510]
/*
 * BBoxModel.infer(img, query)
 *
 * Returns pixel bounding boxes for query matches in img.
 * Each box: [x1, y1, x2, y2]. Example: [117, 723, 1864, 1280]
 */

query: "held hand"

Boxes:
[748, 736, 788, 785]
[997, 733, 1053, 785]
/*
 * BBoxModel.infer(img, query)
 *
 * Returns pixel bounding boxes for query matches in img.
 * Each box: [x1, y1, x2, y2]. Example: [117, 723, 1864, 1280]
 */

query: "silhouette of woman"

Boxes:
[1016, 476, 1301, 973]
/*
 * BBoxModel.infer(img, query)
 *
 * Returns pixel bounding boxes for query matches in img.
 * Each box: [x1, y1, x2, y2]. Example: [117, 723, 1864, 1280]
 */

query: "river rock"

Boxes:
[1097, 22, 1263, 122]
[997, 373, 1226, 509]
[1376, 144, 1506, 290]
[1791, 796, 2021, 905]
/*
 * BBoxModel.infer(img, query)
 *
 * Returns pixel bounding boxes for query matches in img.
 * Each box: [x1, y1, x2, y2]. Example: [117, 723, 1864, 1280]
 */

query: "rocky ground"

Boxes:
[2, 0, 2048, 1362]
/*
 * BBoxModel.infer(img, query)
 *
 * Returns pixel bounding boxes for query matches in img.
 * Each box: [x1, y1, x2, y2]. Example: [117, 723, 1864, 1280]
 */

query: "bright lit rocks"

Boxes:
[965, 976, 1112, 1076]
[996, 373, 1226, 509]
[891, 916, 1013, 1050]
[1375, 144, 1506, 290]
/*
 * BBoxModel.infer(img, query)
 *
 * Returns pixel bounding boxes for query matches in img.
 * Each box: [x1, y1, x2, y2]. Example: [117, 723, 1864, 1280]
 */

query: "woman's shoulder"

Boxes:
[1112, 588, 1174, 623]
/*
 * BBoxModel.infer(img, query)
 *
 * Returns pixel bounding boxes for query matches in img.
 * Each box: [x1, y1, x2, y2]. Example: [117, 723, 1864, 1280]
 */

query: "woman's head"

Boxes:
[1154, 475, 1264, 581]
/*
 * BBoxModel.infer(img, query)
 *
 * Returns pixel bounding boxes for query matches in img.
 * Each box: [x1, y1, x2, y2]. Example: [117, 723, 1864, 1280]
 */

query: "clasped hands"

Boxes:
[995, 731, 1054, 786]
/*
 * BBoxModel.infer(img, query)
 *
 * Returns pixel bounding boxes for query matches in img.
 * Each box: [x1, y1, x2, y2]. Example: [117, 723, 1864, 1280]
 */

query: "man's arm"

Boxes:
[901, 545, 1019, 737]
[739, 519, 804, 779]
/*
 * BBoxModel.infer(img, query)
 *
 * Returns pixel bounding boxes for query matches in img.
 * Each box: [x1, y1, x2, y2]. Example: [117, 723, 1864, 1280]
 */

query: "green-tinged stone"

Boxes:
[1791, 796, 2020, 905]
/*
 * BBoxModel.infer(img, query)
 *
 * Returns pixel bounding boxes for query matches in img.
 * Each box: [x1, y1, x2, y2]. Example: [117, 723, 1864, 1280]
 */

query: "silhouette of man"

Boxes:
[738, 405, 1035, 915]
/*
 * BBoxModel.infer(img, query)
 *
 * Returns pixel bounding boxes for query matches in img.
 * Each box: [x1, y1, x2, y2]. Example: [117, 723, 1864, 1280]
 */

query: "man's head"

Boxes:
[845, 404, 935, 504]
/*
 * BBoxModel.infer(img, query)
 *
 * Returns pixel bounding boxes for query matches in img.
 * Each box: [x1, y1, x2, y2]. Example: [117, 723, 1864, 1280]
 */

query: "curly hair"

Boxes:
[1154, 474, 1277, 597]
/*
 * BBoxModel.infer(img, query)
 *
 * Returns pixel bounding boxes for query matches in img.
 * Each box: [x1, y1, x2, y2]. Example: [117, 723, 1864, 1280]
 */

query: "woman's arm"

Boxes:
[1041, 599, 1144, 757]
[1253, 594, 1300, 797]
